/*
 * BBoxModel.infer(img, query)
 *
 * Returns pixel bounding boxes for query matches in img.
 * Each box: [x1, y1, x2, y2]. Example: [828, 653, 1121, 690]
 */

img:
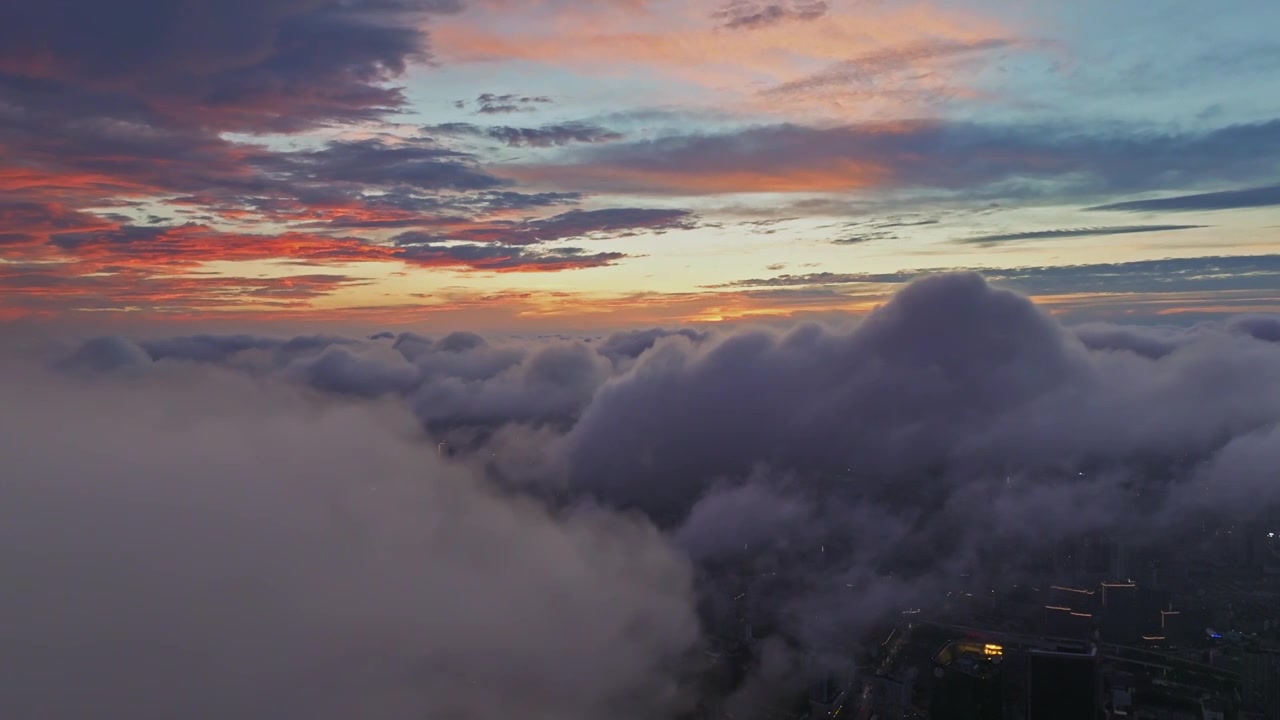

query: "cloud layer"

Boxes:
[0, 359, 698, 720]
[18, 273, 1280, 719]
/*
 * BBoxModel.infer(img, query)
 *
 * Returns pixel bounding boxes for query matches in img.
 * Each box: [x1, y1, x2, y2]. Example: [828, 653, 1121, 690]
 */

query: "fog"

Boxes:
[0, 364, 698, 720]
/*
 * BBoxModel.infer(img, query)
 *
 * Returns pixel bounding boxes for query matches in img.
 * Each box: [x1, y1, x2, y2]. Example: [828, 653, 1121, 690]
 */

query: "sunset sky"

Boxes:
[3, 0, 1279, 332]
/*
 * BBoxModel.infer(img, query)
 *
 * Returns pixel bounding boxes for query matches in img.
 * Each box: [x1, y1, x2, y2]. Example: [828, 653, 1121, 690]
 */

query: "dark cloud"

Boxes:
[144, 334, 359, 364]
[564, 274, 1279, 509]
[409, 341, 615, 432]
[261, 139, 508, 192]
[1070, 323, 1198, 360]
[712, 0, 828, 30]
[0, 1, 644, 309]
[545, 273, 1280, 675]
[523, 207, 695, 239]
[398, 207, 696, 245]
[711, 254, 1280, 298]
[596, 328, 708, 362]
[286, 190, 585, 231]
[515, 118, 1280, 199]
[468, 93, 555, 115]
[17, 212, 642, 282]
[707, 271, 879, 289]
[0, 95, 521, 231]
[832, 231, 894, 245]
[0, 199, 115, 238]
[1089, 183, 1280, 212]
[37, 224, 390, 269]
[292, 345, 422, 397]
[435, 330, 489, 354]
[953, 224, 1205, 246]
[392, 240, 628, 272]
[824, 214, 941, 245]
[0, 0, 462, 133]
[0, 79, 266, 203]
[466, 190, 584, 210]
[562, 273, 1092, 519]
[1229, 315, 1280, 343]
[870, 217, 942, 229]
[426, 121, 624, 148]
[52, 224, 173, 251]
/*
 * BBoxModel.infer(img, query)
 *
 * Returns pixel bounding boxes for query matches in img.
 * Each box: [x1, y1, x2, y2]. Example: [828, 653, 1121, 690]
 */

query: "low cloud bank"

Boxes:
[10, 272, 1280, 718]
[0, 364, 698, 720]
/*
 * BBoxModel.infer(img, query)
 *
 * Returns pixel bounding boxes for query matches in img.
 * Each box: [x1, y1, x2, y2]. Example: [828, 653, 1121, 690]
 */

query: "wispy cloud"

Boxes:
[954, 224, 1205, 246]
[712, 0, 828, 30]
[506, 119, 1280, 199]
[709, 254, 1280, 298]
[391, 242, 628, 272]
[1089, 184, 1280, 212]
[399, 208, 697, 246]
[462, 93, 556, 115]
[426, 122, 623, 148]
[431, 3, 1012, 111]
[761, 38, 1013, 97]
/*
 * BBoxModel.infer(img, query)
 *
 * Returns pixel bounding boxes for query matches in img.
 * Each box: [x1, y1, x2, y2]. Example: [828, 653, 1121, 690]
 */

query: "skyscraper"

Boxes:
[1026, 645, 1102, 720]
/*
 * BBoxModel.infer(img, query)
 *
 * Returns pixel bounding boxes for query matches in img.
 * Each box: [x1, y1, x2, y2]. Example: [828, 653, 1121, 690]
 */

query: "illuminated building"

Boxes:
[930, 641, 1005, 720]
[1043, 604, 1094, 640]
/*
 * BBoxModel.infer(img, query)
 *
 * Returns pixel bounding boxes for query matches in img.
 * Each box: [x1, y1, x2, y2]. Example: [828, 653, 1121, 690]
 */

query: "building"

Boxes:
[930, 640, 1005, 720]
[1100, 582, 1140, 645]
[867, 667, 916, 720]
[1241, 649, 1280, 720]
[1026, 645, 1102, 720]
[1043, 604, 1095, 640]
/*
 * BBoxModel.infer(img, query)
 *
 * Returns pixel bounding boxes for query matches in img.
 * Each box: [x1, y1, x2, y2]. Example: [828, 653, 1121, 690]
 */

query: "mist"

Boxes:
[0, 362, 698, 720]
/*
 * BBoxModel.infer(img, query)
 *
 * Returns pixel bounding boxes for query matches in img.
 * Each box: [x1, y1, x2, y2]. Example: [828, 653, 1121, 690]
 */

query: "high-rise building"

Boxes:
[1241, 649, 1280, 720]
[1100, 582, 1139, 645]
[1026, 645, 1102, 720]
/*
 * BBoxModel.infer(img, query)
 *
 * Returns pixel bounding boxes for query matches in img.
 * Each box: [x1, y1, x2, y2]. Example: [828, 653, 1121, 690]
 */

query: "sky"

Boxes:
[2, 0, 1280, 333]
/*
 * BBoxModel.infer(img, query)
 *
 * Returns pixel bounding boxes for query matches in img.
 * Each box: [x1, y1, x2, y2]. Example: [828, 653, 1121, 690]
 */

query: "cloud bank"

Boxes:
[10, 273, 1280, 717]
[0, 361, 698, 720]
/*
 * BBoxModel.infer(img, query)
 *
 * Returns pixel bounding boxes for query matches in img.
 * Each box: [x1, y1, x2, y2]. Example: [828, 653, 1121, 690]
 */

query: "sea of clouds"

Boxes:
[4, 272, 1280, 719]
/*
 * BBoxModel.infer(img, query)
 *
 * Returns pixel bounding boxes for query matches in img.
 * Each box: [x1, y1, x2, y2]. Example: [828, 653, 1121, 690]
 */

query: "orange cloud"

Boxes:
[0, 263, 371, 318]
[0, 216, 634, 319]
[434, 1, 1015, 118]
[0, 165, 157, 202]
